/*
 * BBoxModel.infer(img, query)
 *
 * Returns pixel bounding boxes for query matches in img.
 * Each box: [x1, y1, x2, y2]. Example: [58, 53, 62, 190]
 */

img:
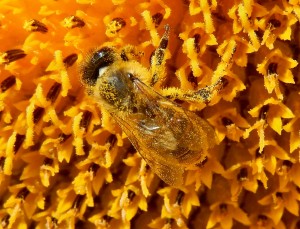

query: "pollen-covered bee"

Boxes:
[80, 25, 218, 187]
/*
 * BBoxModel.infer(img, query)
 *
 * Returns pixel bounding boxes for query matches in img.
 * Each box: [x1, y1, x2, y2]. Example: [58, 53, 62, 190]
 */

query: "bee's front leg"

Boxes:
[150, 24, 170, 86]
[161, 79, 224, 103]
[119, 45, 143, 62]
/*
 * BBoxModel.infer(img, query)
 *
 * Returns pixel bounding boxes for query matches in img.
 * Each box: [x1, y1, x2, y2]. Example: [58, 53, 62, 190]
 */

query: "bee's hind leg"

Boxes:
[150, 24, 170, 86]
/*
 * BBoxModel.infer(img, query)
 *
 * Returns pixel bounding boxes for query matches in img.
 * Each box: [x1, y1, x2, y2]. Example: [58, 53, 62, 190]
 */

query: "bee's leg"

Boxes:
[161, 79, 224, 103]
[119, 45, 144, 62]
[150, 24, 170, 86]
[182, 80, 223, 102]
[162, 39, 236, 103]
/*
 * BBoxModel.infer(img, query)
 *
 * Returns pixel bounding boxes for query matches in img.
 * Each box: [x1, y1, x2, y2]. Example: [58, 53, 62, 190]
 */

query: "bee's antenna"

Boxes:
[164, 24, 170, 36]
[158, 24, 170, 50]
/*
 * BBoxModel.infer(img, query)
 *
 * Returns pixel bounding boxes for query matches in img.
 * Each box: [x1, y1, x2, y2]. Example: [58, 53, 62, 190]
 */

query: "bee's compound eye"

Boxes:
[93, 47, 114, 63]
[127, 73, 136, 81]
[81, 47, 116, 86]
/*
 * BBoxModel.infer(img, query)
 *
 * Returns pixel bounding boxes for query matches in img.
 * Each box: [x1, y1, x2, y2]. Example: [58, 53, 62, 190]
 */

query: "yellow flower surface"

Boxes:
[0, 0, 300, 228]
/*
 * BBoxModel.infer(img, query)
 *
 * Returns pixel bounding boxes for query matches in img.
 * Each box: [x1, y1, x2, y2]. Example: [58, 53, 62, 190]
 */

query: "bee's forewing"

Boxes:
[113, 113, 184, 187]
[142, 154, 184, 187]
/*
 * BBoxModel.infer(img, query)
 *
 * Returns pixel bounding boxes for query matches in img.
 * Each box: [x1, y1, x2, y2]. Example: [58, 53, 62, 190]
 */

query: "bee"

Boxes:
[80, 25, 218, 187]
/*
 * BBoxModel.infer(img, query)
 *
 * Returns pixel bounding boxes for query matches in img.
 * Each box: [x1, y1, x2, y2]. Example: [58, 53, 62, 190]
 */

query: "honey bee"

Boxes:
[80, 25, 218, 187]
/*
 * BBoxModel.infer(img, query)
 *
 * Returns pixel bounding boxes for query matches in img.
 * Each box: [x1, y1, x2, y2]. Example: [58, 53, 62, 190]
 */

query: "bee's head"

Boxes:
[80, 46, 143, 112]
[81, 47, 117, 87]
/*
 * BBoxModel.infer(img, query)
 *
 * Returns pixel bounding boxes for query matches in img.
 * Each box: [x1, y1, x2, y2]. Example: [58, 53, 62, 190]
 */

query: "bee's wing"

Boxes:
[146, 156, 184, 187]
[113, 114, 184, 187]
[133, 79, 217, 162]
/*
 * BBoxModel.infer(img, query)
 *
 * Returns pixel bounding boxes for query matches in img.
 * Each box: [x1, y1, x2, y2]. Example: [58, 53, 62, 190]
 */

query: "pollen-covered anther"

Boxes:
[33, 106, 45, 124]
[193, 33, 201, 53]
[1, 75, 16, 92]
[267, 62, 278, 75]
[274, 192, 284, 204]
[0, 49, 26, 64]
[13, 134, 25, 154]
[222, 117, 234, 126]
[106, 17, 126, 35]
[1, 215, 10, 228]
[46, 82, 61, 103]
[105, 134, 117, 149]
[63, 53, 78, 68]
[88, 163, 100, 174]
[95, 215, 112, 228]
[175, 190, 185, 205]
[23, 19, 48, 33]
[127, 189, 136, 202]
[46, 217, 58, 228]
[16, 187, 30, 200]
[63, 16, 85, 29]
[219, 203, 228, 215]
[256, 215, 268, 227]
[237, 167, 248, 181]
[72, 194, 85, 209]
[279, 160, 293, 174]
[43, 157, 53, 166]
[79, 110, 92, 132]
[268, 18, 281, 28]
[152, 13, 163, 28]
[0, 157, 5, 170]
[259, 105, 269, 120]
[58, 133, 71, 143]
